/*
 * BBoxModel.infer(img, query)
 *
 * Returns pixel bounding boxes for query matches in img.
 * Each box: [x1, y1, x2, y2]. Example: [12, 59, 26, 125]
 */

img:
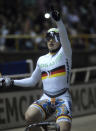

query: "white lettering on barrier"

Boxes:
[71, 82, 96, 117]
[0, 83, 96, 129]
[0, 89, 42, 130]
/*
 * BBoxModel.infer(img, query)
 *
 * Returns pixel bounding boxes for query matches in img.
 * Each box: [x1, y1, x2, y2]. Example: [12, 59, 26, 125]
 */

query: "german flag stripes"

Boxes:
[42, 65, 66, 80]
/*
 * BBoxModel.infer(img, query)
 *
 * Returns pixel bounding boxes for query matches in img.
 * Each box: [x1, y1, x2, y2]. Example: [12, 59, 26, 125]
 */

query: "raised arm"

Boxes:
[51, 9, 72, 57]
[56, 20, 72, 57]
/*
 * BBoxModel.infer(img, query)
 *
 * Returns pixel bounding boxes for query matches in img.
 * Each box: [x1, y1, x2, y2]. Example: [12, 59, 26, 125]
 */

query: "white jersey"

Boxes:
[38, 47, 71, 93]
[14, 20, 72, 96]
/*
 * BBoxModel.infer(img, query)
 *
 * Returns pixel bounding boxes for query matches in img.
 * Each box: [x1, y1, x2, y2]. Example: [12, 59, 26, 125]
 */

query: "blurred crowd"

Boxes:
[0, 0, 96, 51]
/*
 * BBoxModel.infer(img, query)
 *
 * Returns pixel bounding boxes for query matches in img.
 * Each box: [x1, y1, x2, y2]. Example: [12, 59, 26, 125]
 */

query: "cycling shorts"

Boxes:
[30, 93, 72, 123]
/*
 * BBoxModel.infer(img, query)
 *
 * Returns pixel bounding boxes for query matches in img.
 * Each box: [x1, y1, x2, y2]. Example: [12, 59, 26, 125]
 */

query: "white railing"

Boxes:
[71, 66, 96, 84]
[1, 66, 96, 85]
[0, 59, 33, 78]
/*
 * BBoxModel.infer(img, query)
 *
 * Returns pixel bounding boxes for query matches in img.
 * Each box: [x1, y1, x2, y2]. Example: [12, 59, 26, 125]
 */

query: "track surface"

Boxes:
[6, 114, 96, 131]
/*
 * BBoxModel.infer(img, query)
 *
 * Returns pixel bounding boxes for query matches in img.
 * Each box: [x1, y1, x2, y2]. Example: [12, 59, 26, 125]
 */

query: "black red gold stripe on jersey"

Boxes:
[42, 65, 66, 80]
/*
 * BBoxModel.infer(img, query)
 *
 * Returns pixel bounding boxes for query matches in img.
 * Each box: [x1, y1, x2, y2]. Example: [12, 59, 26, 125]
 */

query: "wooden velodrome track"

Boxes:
[6, 114, 96, 131]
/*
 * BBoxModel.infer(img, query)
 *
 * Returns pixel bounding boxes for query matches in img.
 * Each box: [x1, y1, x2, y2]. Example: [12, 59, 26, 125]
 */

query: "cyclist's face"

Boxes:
[47, 38, 60, 51]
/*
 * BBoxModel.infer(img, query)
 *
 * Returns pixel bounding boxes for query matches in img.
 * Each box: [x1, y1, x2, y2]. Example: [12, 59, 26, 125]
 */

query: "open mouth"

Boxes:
[49, 43, 54, 47]
[49, 42, 54, 47]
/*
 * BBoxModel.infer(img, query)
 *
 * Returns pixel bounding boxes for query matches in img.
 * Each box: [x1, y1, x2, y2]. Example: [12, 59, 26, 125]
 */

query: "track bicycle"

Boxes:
[25, 121, 60, 131]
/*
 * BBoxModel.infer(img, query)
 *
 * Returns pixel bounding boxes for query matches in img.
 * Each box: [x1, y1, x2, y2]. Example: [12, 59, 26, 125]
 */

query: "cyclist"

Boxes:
[0, 10, 72, 131]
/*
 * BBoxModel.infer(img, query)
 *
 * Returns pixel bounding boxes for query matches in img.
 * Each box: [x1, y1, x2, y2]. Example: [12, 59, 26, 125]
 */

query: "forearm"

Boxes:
[56, 20, 72, 57]
[14, 61, 41, 87]
[14, 77, 36, 87]
[57, 20, 68, 40]
[0, 59, 41, 88]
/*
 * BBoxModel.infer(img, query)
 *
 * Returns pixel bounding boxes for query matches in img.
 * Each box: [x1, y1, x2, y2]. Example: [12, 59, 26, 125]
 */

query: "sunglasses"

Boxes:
[46, 32, 60, 42]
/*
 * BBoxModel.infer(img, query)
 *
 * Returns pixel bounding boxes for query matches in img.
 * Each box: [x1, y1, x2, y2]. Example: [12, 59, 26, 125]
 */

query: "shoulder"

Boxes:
[58, 47, 64, 54]
[37, 53, 49, 63]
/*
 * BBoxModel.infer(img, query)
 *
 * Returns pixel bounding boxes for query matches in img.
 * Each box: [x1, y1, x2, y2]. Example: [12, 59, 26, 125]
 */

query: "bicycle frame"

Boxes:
[25, 121, 60, 131]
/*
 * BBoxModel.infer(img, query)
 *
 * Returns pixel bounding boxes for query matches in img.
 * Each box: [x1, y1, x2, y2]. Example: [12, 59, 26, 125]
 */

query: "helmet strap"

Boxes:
[55, 35, 58, 42]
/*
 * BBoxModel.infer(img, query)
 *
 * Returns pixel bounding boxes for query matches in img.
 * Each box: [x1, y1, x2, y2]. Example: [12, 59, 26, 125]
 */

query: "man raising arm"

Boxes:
[0, 9, 72, 131]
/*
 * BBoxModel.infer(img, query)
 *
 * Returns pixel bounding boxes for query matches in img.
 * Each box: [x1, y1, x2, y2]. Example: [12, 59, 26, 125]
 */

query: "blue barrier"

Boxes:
[0, 60, 29, 75]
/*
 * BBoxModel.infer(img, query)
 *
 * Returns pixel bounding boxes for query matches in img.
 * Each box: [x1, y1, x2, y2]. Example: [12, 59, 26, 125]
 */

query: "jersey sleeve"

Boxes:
[14, 59, 41, 87]
[56, 20, 72, 58]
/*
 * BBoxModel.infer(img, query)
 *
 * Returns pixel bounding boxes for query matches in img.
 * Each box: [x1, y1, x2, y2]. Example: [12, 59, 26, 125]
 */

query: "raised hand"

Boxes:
[50, 6, 60, 21]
